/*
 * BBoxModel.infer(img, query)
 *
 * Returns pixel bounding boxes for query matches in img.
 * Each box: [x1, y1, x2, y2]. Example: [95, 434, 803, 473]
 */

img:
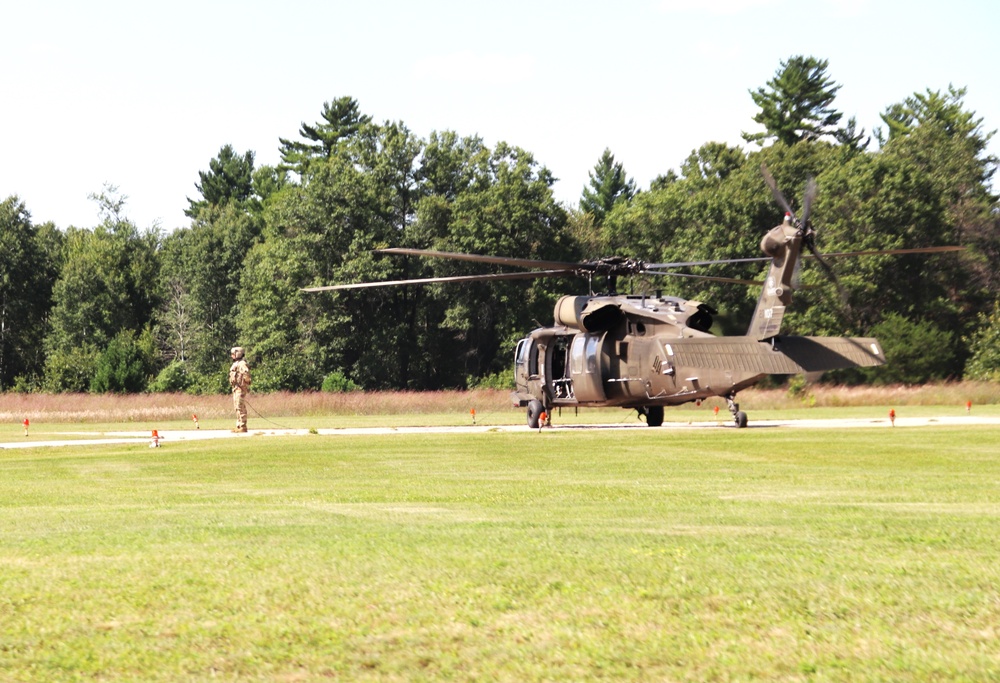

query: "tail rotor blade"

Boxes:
[801, 178, 817, 229]
[761, 163, 795, 221]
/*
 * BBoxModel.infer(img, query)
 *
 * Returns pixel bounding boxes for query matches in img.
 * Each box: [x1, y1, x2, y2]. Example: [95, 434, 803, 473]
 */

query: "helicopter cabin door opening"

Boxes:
[550, 334, 574, 402]
[566, 332, 606, 403]
[513, 337, 539, 397]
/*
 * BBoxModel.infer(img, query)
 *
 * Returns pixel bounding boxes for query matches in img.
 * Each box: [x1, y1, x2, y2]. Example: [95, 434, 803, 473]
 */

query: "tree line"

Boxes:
[2, 56, 999, 394]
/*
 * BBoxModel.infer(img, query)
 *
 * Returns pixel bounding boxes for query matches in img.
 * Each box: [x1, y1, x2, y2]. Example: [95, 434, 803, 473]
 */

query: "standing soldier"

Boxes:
[229, 347, 251, 433]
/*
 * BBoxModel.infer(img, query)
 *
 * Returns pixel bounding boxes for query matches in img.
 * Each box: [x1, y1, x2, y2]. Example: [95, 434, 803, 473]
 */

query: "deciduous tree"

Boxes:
[0, 197, 60, 389]
[43, 187, 160, 392]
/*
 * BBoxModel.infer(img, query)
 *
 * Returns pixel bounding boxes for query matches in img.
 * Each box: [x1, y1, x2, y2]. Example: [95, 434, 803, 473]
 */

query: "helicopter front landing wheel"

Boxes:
[725, 394, 749, 429]
[527, 399, 544, 429]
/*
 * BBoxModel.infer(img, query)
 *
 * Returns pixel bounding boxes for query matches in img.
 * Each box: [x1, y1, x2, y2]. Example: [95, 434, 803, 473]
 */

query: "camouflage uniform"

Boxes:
[229, 347, 251, 432]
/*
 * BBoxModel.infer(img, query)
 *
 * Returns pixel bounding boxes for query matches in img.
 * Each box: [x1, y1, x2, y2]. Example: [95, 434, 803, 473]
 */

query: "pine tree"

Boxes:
[185, 145, 256, 218]
[278, 96, 372, 174]
[580, 148, 636, 225]
[743, 55, 844, 146]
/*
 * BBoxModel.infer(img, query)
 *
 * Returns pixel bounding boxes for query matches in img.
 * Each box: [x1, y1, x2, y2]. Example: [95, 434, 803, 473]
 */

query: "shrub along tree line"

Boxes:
[1, 56, 998, 394]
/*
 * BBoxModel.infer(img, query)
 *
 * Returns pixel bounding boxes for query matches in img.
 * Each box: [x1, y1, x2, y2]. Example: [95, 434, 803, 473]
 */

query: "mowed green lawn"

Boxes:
[2, 425, 999, 681]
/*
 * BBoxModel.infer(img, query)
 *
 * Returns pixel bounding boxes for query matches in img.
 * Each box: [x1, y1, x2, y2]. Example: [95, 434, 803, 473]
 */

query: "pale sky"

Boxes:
[4, 0, 998, 231]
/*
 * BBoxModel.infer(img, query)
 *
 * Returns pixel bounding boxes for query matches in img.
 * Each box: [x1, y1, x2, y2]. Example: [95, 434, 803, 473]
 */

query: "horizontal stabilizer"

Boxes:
[775, 336, 885, 372]
[662, 336, 884, 375]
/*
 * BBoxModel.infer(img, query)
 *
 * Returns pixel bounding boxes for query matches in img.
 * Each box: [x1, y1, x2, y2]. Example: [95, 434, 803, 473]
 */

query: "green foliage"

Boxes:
[90, 329, 157, 394]
[867, 313, 957, 385]
[11, 72, 1000, 393]
[321, 370, 360, 393]
[964, 301, 1000, 381]
[147, 360, 193, 393]
[0, 196, 60, 389]
[877, 85, 994, 155]
[469, 368, 513, 390]
[43, 189, 160, 392]
[41, 344, 100, 393]
[157, 204, 262, 375]
[680, 142, 745, 185]
[786, 374, 808, 398]
[184, 366, 230, 395]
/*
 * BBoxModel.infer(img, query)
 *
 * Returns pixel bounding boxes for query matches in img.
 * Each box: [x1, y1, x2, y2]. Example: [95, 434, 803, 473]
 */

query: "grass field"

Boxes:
[2, 414, 1000, 680]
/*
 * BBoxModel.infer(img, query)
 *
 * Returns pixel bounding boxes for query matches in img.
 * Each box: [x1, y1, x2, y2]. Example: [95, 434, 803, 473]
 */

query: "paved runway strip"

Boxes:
[2, 415, 998, 449]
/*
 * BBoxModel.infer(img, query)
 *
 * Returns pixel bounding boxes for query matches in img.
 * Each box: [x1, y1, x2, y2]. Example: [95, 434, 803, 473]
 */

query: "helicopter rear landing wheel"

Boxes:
[527, 399, 544, 429]
[641, 406, 664, 427]
[725, 394, 749, 429]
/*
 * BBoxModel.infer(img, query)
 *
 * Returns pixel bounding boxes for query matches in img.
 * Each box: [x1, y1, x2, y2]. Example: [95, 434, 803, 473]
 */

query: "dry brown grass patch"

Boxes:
[0, 381, 995, 423]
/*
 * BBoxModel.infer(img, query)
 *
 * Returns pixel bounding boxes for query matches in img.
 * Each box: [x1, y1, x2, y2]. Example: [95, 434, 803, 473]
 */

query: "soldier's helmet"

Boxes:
[230, 347, 245, 360]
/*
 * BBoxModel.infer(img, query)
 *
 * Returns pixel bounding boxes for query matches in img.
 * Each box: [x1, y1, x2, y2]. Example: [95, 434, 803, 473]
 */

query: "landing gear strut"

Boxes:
[726, 394, 748, 429]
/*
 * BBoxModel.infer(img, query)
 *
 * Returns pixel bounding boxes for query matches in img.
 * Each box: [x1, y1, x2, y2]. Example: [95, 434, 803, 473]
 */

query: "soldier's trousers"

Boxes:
[233, 388, 247, 430]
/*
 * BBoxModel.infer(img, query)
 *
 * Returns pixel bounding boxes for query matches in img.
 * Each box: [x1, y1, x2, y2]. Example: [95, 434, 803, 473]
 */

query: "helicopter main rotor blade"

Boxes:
[647, 245, 964, 270]
[301, 269, 574, 292]
[645, 256, 772, 268]
[377, 248, 582, 271]
[812, 245, 965, 259]
[803, 238, 850, 303]
[641, 270, 764, 286]
[303, 243, 965, 293]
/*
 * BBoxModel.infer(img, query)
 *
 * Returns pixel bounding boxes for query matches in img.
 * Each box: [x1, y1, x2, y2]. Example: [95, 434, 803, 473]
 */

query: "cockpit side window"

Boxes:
[515, 339, 528, 366]
[516, 338, 539, 376]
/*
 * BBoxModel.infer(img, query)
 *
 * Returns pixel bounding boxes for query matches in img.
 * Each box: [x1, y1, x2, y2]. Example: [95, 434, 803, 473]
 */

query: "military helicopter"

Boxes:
[304, 167, 962, 428]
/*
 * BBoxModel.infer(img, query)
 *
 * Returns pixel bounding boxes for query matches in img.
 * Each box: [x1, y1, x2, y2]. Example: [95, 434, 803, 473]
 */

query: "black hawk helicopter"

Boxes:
[304, 167, 962, 428]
